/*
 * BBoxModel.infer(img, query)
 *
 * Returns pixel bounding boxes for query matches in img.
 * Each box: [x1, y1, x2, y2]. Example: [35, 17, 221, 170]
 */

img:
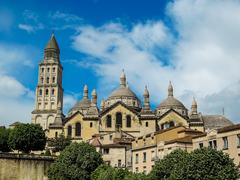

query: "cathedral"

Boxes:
[32, 34, 233, 141]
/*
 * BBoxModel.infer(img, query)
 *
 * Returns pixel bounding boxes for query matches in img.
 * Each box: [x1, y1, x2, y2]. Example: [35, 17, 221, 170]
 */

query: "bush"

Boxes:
[8, 123, 46, 153]
[0, 127, 11, 152]
[48, 133, 71, 153]
[48, 142, 103, 180]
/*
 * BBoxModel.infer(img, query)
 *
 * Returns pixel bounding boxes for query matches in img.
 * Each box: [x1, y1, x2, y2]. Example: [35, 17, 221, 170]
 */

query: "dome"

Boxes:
[157, 81, 187, 116]
[157, 96, 186, 109]
[68, 85, 91, 115]
[104, 70, 141, 109]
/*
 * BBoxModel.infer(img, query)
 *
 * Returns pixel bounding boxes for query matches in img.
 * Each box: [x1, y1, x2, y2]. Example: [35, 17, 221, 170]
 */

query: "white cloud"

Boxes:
[18, 23, 44, 33]
[71, 0, 240, 122]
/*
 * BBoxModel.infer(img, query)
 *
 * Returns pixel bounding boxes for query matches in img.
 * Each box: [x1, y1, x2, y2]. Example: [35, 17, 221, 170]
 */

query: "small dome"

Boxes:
[69, 98, 91, 115]
[157, 96, 186, 109]
[109, 87, 138, 98]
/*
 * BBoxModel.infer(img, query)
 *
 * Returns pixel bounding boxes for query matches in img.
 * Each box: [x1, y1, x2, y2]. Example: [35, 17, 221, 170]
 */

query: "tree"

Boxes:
[8, 123, 46, 153]
[48, 134, 71, 153]
[149, 149, 189, 180]
[0, 127, 11, 152]
[185, 147, 239, 180]
[48, 142, 103, 180]
[91, 164, 147, 180]
[148, 148, 239, 180]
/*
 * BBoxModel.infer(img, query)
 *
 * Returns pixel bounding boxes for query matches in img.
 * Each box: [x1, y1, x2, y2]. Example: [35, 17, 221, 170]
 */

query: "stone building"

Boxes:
[31, 34, 234, 169]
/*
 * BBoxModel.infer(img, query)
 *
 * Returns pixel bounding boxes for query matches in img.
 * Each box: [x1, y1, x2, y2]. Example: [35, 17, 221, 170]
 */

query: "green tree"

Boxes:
[8, 123, 46, 153]
[0, 127, 11, 152]
[184, 147, 239, 180]
[149, 149, 189, 180]
[148, 148, 239, 180]
[91, 164, 147, 180]
[48, 142, 103, 180]
[48, 134, 71, 153]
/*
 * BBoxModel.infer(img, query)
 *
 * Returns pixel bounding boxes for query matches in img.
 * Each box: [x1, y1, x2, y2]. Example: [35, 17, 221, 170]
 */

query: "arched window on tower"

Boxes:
[46, 77, 49, 84]
[126, 115, 131, 128]
[116, 112, 122, 128]
[67, 125, 72, 137]
[46, 89, 49, 96]
[51, 89, 55, 96]
[52, 77, 55, 83]
[106, 115, 112, 128]
[39, 89, 42, 96]
[75, 122, 81, 136]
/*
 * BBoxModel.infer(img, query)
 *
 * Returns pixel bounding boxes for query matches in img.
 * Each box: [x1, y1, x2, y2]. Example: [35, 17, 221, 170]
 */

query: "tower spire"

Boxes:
[191, 97, 198, 115]
[168, 81, 173, 97]
[143, 85, 150, 110]
[91, 89, 97, 106]
[120, 69, 126, 87]
[83, 85, 88, 99]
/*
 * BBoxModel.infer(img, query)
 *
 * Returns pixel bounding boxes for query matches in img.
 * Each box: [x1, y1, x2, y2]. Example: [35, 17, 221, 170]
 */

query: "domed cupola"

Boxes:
[68, 85, 91, 115]
[104, 70, 141, 109]
[157, 81, 188, 116]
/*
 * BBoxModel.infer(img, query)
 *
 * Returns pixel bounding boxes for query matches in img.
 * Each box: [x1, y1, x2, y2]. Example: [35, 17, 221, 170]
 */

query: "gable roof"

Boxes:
[158, 108, 189, 121]
[63, 111, 84, 124]
[99, 101, 140, 117]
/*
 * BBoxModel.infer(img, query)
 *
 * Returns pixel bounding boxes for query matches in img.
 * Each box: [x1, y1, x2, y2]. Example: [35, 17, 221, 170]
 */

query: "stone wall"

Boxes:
[0, 153, 55, 180]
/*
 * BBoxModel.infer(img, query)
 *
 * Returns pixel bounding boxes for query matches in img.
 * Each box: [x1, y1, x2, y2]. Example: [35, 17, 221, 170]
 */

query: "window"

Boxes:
[67, 125, 72, 137]
[106, 115, 112, 128]
[116, 112, 122, 128]
[46, 77, 49, 84]
[118, 159, 121, 167]
[126, 115, 131, 127]
[41, 77, 44, 84]
[52, 77, 55, 83]
[169, 121, 175, 127]
[145, 122, 148, 127]
[223, 137, 228, 149]
[39, 89, 42, 96]
[100, 136, 104, 140]
[143, 152, 146, 162]
[135, 167, 139, 173]
[51, 89, 55, 96]
[103, 148, 109, 154]
[45, 89, 49, 96]
[90, 122, 93, 128]
[109, 135, 112, 141]
[237, 135, 240, 147]
[53, 67, 55, 72]
[143, 166, 147, 174]
[55, 132, 58, 138]
[75, 122, 81, 136]
[47, 68, 50, 72]
[135, 154, 139, 164]
[41, 68, 44, 73]
[151, 151, 155, 161]
[199, 142, 204, 148]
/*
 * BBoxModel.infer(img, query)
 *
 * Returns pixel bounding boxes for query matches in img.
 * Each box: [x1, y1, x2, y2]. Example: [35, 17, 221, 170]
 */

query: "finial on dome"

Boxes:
[168, 81, 173, 97]
[100, 99, 105, 111]
[120, 69, 126, 87]
[191, 97, 198, 114]
[91, 89, 97, 105]
[83, 85, 88, 99]
[144, 85, 149, 97]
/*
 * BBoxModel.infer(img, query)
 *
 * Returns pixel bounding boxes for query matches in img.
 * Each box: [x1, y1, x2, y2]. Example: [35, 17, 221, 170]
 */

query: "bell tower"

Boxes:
[31, 34, 63, 130]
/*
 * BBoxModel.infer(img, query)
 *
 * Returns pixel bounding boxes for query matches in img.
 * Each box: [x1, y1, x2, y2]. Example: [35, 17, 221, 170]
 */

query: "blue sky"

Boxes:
[1, 0, 240, 126]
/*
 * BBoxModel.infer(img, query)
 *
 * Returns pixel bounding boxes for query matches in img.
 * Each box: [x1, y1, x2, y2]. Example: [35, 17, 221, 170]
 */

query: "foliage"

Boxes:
[91, 164, 148, 180]
[8, 123, 46, 153]
[44, 149, 51, 156]
[48, 142, 103, 180]
[148, 148, 239, 180]
[0, 127, 11, 152]
[48, 133, 71, 152]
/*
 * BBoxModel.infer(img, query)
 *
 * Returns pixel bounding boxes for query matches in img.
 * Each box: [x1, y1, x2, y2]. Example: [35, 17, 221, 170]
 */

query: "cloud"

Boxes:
[71, 0, 240, 122]
[0, 43, 36, 126]
[18, 23, 44, 33]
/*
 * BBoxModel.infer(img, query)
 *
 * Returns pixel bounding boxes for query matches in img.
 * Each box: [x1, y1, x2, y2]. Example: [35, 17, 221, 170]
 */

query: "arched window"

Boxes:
[41, 77, 44, 84]
[145, 122, 149, 127]
[106, 115, 112, 128]
[55, 132, 58, 138]
[46, 77, 49, 84]
[39, 89, 42, 96]
[126, 115, 131, 128]
[52, 77, 55, 83]
[46, 89, 49, 96]
[41, 68, 44, 73]
[116, 112, 122, 128]
[75, 122, 81, 136]
[90, 122, 93, 128]
[51, 89, 55, 95]
[67, 125, 72, 137]
[53, 67, 55, 72]
[169, 121, 175, 127]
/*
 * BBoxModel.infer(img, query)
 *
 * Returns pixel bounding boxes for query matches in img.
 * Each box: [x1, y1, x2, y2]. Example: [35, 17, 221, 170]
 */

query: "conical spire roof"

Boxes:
[45, 33, 59, 50]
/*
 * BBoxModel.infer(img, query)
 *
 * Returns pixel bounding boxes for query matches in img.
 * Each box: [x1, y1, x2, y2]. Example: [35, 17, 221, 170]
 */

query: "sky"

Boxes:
[1, 0, 240, 126]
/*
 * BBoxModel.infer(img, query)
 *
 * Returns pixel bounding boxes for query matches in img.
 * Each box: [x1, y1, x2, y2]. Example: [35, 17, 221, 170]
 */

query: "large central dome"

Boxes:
[104, 70, 141, 109]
